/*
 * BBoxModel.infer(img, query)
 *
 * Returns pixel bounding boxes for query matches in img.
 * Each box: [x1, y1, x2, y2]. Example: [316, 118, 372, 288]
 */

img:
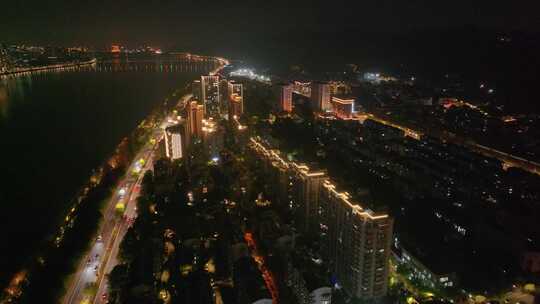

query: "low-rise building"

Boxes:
[393, 245, 456, 289]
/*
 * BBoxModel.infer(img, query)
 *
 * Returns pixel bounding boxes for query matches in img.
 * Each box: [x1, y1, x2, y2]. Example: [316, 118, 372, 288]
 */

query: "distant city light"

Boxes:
[362, 72, 397, 83]
[229, 68, 270, 82]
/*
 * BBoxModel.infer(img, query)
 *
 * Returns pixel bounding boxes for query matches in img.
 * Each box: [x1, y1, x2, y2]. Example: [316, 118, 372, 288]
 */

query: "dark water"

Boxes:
[0, 61, 208, 284]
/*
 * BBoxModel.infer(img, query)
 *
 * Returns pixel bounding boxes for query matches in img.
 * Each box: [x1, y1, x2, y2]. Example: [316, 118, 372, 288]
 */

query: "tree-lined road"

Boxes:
[62, 139, 158, 304]
[63, 93, 193, 304]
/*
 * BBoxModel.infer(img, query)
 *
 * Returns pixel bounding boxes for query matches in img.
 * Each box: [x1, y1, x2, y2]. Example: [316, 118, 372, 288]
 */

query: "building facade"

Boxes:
[187, 100, 204, 140]
[192, 80, 202, 101]
[393, 247, 455, 290]
[202, 118, 223, 159]
[311, 82, 331, 112]
[249, 137, 393, 300]
[229, 93, 244, 118]
[319, 180, 393, 299]
[231, 82, 243, 98]
[331, 97, 354, 119]
[201, 75, 220, 117]
[277, 83, 293, 113]
[289, 163, 327, 233]
[164, 123, 188, 160]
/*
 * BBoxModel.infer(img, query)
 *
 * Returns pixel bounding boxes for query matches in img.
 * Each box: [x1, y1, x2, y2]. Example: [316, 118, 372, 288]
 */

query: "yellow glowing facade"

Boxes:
[319, 179, 392, 299]
[249, 137, 393, 300]
[331, 97, 355, 119]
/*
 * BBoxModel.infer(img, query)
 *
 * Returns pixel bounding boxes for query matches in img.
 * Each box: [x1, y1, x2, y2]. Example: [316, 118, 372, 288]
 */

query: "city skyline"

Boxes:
[2, 2, 540, 304]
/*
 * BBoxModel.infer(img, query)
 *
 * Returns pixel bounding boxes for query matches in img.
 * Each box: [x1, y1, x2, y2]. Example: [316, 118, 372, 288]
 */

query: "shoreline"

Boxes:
[0, 58, 97, 77]
[1, 54, 228, 303]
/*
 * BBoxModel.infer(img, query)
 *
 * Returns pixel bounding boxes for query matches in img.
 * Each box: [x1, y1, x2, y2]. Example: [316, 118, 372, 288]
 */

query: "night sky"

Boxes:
[3, 0, 540, 113]
[2, 1, 539, 47]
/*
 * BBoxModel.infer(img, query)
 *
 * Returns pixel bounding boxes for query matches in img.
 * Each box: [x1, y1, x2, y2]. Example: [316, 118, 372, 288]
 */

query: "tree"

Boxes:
[119, 227, 138, 264]
[127, 284, 155, 304]
[141, 170, 154, 196]
[108, 264, 130, 303]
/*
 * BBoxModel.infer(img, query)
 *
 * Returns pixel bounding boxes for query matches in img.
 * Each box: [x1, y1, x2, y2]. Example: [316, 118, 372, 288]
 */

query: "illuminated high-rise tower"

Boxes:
[192, 80, 202, 101]
[289, 163, 327, 233]
[187, 100, 204, 139]
[319, 180, 393, 299]
[231, 81, 243, 98]
[201, 75, 220, 117]
[249, 138, 393, 301]
[229, 94, 244, 118]
[277, 83, 293, 113]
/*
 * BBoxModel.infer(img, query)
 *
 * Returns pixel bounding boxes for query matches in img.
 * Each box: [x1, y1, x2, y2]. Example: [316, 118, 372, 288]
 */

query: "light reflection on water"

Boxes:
[0, 58, 217, 285]
[0, 75, 32, 120]
[0, 59, 216, 121]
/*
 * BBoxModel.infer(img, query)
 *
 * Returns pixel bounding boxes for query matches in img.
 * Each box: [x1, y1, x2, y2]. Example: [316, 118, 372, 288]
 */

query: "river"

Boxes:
[0, 59, 213, 287]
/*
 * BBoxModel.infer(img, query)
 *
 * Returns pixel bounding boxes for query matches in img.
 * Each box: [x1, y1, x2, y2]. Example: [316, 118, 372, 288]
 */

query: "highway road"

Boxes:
[62, 138, 158, 304]
[92, 146, 155, 304]
[62, 93, 193, 304]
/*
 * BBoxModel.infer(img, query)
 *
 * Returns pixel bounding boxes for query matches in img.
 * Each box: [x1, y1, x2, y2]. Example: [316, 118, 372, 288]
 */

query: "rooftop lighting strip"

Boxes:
[250, 138, 388, 220]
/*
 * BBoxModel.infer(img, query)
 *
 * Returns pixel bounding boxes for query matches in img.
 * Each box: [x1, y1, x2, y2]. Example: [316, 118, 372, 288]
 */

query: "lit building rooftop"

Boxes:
[249, 137, 389, 221]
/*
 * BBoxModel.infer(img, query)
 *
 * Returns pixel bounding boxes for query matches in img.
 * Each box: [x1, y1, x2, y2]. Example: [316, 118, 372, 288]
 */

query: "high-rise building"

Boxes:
[201, 75, 220, 117]
[331, 97, 354, 119]
[226, 81, 234, 99]
[249, 137, 393, 301]
[229, 93, 244, 118]
[289, 163, 327, 233]
[164, 123, 188, 160]
[319, 180, 393, 300]
[202, 118, 223, 159]
[249, 138, 290, 205]
[277, 83, 293, 113]
[222, 80, 244, 119]
[220, 79, 231, 115]
[186, 100, 204, 140]
[311, 82, 331, 112]
[192, 80, 202, 101]
[231, 81, 243, 98]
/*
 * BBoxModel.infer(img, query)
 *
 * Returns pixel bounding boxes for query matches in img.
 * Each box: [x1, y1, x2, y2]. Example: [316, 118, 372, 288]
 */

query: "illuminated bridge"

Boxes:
[97, 60, 221, 73]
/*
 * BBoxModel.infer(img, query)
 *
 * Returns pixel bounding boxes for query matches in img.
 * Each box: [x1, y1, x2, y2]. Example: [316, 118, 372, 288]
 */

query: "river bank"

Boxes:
[0, 53, 226, 297]
[0, 58, 97, 77]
